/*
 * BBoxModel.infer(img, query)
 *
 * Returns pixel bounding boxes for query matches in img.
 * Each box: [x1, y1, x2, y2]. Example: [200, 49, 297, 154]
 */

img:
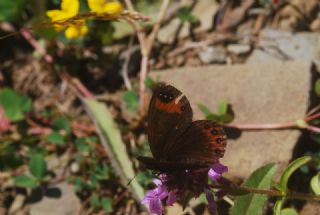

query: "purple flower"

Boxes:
[141, 177, 177, 214]
[208, 162, 228, 181]
[141, 162, 228, 214]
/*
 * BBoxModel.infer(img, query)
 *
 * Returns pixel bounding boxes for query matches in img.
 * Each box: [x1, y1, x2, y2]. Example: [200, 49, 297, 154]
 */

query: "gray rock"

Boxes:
[150, 61, 311, 178]
[157, 0, 219, 44]
[29, 183, 81, 215]
[248, 29, 320, 68]
[227, 44, 251, 55]
[199, 46, 227, 64]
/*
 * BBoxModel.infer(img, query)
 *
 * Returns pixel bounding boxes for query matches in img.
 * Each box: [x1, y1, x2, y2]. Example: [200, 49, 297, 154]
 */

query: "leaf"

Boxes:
[46, 132, 66, 145]
[198, 103, 213, 116]
[177, 6, 198, 24]
[218, 102, 229, 115]
[231, 163, 277, 215]
[52, 116, 71, 133]
[278, 156, 312, 193]
[0, 0, 26, 21]
[83, 98, 144, 201]
[280, 208, 298, 215]
[90, 193, 101, 210]
[75, 138, 93, 153]
[15, 175, 38, 188]
[0, 88, 32, 121]
[123, 90, 139, 112]
[217, 102, 234, 123]
[101, 197, 113, 213]
[315, 79, 320, 96]
[29, 154, 47, 179]
[274, 198, 285, 215]
[145, 76, 156, 89]
[311, 173, 320, 195]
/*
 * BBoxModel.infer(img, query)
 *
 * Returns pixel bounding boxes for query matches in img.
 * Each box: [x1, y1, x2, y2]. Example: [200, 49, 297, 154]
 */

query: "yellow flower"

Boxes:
[46, 0, 88, 39]
[88, 0, 123, 16]
[65, 23, 89, 39]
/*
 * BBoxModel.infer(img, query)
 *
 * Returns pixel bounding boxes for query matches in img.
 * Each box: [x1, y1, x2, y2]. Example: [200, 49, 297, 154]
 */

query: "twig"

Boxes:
[225, 111, 320, 133]
[120, 36, 134, 90]
[125, 0, 170, 115]
[20, 29, 53, 63]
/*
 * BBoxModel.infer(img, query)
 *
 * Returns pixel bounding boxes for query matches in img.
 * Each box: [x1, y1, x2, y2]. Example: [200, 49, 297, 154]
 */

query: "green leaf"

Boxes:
[315, 79, 320, 96]
[96, 164, 111, 180]
[52, 117, 71, 133]
[0, 0, 26, 21]
[311, 173, 320, 195]
[198, 103, 212, 116]
[15, 175, 38, 188]
[231, 163, 277, 215]
[206, 114, 221, 122]
[280, 208, 298, 215]
[46, 132, 66, 145]
[278, 156, 312, 193]
[218, 102, 234, 123]
[145, 77, 156, 89]
[274, 198, 285, 215]
[101, 197, 113, 213]
[0, 88, 32, 121]
[75, 138, 93, 153]
[177, 6, 198, 24]
[83, 98, 144, 200]
[123, 90, 139, 112]
[90, 194, 100, 210]
[29, 154, 47, 179]
[218, 102, 229, 115]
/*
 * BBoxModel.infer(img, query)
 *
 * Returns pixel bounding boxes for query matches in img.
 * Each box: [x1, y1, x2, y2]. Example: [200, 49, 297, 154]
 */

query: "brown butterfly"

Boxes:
[138, 83, 227, 172]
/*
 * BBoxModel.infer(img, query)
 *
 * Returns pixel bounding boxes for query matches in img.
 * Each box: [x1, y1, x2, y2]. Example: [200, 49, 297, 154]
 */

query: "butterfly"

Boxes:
[137, 83, 227, 172]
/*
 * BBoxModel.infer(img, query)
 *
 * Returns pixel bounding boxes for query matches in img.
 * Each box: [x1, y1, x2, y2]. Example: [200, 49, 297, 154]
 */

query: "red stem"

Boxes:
[20, 29, 53, 63]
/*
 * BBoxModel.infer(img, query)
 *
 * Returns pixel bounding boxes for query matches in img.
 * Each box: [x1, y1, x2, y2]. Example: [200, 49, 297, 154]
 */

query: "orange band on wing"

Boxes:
[155, 98, 182, 113]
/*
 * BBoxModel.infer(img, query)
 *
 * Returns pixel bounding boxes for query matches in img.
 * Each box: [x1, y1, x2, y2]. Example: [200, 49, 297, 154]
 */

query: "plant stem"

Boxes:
[225, 111, 320, 132]
[215, 181, 320, 202]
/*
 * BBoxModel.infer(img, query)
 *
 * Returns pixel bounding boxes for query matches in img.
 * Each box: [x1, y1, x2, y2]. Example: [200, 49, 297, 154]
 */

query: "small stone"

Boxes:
[30, 183, 81, 215]
[198, 46, 227, 64]
[311, 18, 320, 32]
[227, 44, 251, 55]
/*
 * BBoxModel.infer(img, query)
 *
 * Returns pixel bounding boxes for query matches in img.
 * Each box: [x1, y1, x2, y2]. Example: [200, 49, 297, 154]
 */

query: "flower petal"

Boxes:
[149, 198, 163, 215]
[208, 163, 228, 181]
[61, 0, 79, 16]
[204, 189, 218, 215]
[166, 190, 177, 206]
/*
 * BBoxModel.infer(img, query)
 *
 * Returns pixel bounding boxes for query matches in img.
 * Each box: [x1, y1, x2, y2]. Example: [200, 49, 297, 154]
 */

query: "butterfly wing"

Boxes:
[138, 120, 226, 171]
[170, 120, 227, 165]
[147, 83, 193, 159]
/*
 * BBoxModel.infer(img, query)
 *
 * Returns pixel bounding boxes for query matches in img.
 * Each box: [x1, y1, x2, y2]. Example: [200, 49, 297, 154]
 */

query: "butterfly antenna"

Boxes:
[127, 173, 138, 186]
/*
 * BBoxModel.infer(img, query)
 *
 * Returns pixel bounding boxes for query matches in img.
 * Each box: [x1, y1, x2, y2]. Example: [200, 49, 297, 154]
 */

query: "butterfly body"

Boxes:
[138, 83, 227, 172]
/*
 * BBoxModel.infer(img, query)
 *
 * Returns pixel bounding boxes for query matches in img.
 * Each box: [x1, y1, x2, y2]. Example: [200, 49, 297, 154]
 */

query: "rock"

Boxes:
[157, 18, 189, 44]
[192, 0, 219, 33]
[300, 202, 320, 215]
[29, 183, 81, 215]
[227, 44, 251, 55]
[198, 46, 227, 64]
[311, 18, 320, 32]
[247, 29, 320, 68]
[157, 0, 219, 44]
[150, 61, 311, 178]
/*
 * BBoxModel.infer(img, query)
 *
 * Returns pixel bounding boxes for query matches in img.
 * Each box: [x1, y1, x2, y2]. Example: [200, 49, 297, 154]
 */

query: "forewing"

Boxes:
[147, 83, 193, 159]
[167, 120, 227, 165]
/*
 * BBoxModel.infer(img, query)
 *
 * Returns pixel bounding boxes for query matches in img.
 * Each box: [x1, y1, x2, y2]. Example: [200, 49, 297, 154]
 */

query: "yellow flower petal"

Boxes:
[103, 2, 123, 15]
[88, 0, 123, 15]
[61, 0, 80, 17]
[65, 23, 88, 39]
[88, 0, 106, 13]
